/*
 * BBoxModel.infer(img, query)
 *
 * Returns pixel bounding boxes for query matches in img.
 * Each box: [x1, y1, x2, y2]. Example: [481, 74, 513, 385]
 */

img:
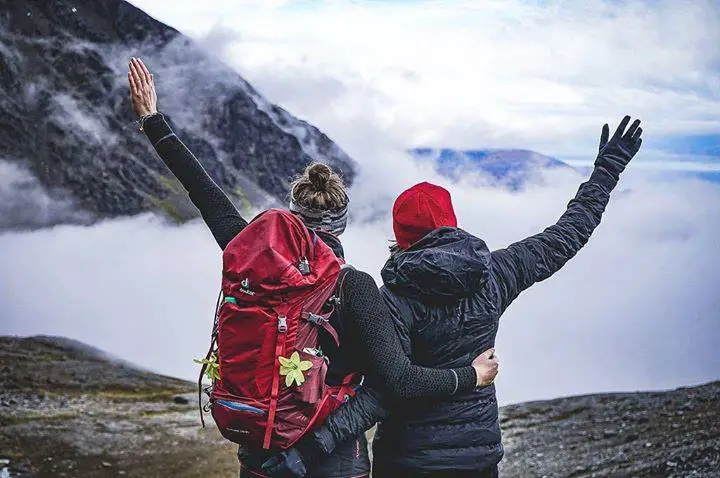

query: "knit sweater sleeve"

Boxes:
[142, 113, 248, 250]
[341, 270, 476, 400]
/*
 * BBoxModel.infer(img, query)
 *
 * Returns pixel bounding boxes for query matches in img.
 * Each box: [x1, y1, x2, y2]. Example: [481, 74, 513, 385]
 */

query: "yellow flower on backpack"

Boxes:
[279, 351, 313, 387]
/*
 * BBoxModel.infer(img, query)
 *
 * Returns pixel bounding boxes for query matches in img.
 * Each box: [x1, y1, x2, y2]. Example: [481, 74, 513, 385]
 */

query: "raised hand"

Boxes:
[472, 348, 499, 388]
[128, 57, 158, 118]
[595, 115, 643, 179]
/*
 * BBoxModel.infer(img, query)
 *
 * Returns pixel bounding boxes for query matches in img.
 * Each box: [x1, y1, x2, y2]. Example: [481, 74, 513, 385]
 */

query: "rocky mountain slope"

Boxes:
[0, 335, 237, 477]
[0, 0, 355, 230]
[2, 335, 718, 477]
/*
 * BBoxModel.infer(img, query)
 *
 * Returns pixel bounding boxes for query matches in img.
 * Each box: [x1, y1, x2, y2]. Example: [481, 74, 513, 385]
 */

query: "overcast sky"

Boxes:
[126, 0, 720, 163]
[1, 0, 719, 405]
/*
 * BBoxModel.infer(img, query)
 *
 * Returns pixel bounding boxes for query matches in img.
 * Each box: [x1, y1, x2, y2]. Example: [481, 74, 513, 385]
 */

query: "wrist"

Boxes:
[590, 165, 619, 191]
[456, 366, 478, 392]
[137, 112, 158, 131]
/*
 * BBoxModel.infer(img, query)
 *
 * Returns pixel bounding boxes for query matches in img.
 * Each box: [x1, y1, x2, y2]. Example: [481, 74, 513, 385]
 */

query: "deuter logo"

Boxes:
[240, 278, 255, 296]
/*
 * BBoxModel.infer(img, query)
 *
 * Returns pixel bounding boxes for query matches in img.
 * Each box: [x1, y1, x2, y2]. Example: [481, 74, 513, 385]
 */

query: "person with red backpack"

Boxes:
[128, 58, 499, 478]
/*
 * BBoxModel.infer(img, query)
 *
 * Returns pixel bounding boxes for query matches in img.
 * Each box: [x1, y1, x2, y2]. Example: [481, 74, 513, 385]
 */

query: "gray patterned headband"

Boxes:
[289, 196, 349, 236]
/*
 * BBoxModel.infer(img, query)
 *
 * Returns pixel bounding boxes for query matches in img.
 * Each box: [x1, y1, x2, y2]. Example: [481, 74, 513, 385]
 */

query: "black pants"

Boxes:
[372, 463, 499, 478]
[238, 435, 371, 478]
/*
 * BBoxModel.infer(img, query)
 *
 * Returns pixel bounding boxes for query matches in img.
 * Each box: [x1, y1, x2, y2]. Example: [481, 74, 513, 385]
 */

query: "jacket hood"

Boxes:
[381, 227, 490, 300]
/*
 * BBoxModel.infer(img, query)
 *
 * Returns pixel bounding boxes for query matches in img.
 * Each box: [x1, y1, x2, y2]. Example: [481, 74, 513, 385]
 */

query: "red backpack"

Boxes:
[197, 209, 357, 450]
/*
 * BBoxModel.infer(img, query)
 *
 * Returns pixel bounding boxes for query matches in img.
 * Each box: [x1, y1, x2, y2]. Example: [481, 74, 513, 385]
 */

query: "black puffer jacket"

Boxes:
[310, 166, 619, 472]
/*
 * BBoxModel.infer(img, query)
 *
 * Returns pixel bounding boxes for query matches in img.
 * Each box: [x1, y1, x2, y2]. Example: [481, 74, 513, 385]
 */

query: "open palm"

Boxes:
[128, 57, 157, 117]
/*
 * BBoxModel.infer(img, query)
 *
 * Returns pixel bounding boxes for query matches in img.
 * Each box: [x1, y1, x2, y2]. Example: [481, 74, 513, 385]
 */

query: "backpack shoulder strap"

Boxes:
[303, 265, 354, 347]
[335, 264, 355, 307]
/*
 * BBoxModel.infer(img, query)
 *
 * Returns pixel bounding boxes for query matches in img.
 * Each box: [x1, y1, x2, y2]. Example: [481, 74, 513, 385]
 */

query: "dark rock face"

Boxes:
[0, 0, 355, 230]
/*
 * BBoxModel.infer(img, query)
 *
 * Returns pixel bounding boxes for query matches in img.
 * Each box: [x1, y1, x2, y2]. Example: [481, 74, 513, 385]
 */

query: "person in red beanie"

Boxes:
[392, 181, 458, 250]
[279, 116, 642, 478]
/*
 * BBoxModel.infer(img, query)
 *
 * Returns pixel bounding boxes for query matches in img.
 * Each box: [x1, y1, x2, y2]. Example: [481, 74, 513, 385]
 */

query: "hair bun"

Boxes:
[307, 163, 332, 191]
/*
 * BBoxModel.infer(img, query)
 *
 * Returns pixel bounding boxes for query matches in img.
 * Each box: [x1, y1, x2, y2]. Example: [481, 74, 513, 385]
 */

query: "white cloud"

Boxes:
[0, 215, 224, 379]
[128, 0, 720, 160]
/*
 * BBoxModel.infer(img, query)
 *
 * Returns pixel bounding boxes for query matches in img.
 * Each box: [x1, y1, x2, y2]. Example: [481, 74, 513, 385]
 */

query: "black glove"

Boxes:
[594, 115, 643, 180]
[261, 447, 308, 478]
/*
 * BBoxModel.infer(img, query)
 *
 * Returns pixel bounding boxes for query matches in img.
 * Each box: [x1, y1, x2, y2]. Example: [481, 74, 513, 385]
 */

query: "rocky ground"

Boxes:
[1, 336, 718, 477]
[0, 336, 237, 477]
[498, 382, 720, 477]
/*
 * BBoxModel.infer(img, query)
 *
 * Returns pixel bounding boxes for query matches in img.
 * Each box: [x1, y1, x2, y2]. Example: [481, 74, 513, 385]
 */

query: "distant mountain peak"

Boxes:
[410, 147, 575, 190]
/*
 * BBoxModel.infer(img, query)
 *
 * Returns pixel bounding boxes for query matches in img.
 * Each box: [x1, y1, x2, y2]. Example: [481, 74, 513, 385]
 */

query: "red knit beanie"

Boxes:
[392, 182, 457, 250]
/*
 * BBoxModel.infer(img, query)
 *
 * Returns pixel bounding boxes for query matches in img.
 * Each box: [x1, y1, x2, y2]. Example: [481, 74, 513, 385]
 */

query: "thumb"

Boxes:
[482, 348, 495, 359]
[599, 124, 609, 152]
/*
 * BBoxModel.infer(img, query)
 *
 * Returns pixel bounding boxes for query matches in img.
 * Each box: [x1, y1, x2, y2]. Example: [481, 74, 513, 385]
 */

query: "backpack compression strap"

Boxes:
[264, 306, 290, 449]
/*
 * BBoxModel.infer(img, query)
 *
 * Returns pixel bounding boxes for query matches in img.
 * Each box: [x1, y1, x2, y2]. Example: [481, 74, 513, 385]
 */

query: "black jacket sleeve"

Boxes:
[307, 381, 388, 458]
[341, 270, 477, 400]
[491, 166, 618, 313]
[142, 113, 248, 250]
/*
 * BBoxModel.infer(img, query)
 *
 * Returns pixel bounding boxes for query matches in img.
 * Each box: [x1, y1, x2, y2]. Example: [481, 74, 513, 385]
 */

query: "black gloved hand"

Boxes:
[594, 115, 643, 180]
[261, 447, 308, 478]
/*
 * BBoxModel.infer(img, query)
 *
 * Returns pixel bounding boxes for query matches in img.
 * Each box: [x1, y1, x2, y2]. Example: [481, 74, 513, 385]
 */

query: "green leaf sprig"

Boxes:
[194, 353, 221, 381]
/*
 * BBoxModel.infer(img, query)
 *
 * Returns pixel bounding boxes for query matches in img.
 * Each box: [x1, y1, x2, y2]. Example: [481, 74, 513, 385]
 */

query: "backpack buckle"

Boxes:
[298, 257, 311, 276]
[306, 312, 327, 325]
[277, 315, 288, 333]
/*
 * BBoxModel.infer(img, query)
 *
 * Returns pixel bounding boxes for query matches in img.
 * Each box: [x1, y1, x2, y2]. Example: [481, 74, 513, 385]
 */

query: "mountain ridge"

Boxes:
[410, 147, 576, 190]
[0, 0, 355, 230]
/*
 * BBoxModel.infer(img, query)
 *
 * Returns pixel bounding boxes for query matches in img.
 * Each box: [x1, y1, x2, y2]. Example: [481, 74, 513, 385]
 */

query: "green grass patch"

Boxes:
[157, 174, 185, 195]
[231, 186, 253, 216]
[146, 196, 186, 224]
[2, 411, 79, 425]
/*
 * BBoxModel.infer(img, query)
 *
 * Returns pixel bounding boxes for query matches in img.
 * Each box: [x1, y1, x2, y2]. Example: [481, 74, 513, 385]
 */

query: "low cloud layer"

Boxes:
[0, 160, 92, 230]
[2, 161, 718, 405]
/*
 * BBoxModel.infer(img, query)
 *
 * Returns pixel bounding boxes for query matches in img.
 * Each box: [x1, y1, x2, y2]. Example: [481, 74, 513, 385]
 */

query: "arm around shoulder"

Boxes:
[341, 270, 476, 400]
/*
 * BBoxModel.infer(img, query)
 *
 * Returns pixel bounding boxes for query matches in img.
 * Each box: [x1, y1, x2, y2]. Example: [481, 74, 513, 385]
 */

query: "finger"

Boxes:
[131, 58, 146, 86]
[127, 72, 135, 91]
[483, 348, 495, 358]
[129, 60, 143, 86]
[632, 126, 643, 142]
[624, 119, 641, 140]
[635, 137, 642, 149]
[138, 58, 153, 82]
[599, 124, 609, 152]
[130, 66, 141, 91]
[613, 115, 631, 140]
